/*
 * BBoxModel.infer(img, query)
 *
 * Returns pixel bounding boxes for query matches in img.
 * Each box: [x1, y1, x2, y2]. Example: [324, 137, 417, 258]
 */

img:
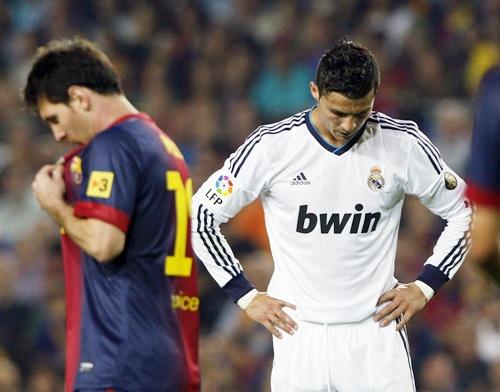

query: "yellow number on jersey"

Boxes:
[165, 170, 193, 277]
[159, 133, 184, 160]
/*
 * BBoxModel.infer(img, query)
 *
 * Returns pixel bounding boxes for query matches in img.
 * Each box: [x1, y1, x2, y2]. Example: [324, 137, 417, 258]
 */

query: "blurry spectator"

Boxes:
[476, 297, 500, 364]
[0, 165, 46, 243]
[418, 351, 458, 392]
[202, 250, 274, 391]
[221, 39, 259, 103]
[234, 0, 296, 46]
[445, 314, 490, 390]
[490, 360, 500, 392]
[0, 258, 43, 378]
[26, 362, 63, 392]
[251, 37, 313, 122]
[432, 99, 471, 176]
[13, 232, 50, 303]
[297, 3, 335, 72]
[222, 98, 260, 150]
[0, 352, 21, 392]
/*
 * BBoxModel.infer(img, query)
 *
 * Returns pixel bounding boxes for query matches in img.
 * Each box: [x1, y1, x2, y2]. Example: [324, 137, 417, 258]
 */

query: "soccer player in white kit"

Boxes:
[192, 40, 472, 391]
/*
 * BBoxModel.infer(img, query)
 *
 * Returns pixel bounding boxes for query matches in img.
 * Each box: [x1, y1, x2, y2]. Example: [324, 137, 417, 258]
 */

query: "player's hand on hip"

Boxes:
[32, 164, 66, 212]
[245, 292, 298, 339]
[374, 282, 428, 331]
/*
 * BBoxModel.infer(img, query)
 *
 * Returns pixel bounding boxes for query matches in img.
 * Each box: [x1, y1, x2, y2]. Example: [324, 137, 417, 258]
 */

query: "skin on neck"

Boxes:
[89, 93, 140, 135]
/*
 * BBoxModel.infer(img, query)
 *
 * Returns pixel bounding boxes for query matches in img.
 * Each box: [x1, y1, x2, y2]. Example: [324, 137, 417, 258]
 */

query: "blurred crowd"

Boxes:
[0, 0, 499, 391]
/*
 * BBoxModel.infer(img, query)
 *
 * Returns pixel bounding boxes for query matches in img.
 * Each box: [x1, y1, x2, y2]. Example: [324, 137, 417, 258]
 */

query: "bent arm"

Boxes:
[192, 187, 298, 338]
[191, 136, 274, 301]
[404, 141, 473, 291]
[375, 136, 472, 329]
[191, 144, 298, 337]
[191, 186, 255, 301]
[32, 163, 125, 262]
[51, 200, 125, 262]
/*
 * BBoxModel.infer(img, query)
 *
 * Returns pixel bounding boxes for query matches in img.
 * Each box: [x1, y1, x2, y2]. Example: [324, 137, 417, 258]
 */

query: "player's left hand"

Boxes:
[32, 163, 65, 214]
[245, 292, 298, 339]
[374, 282, 428, 331]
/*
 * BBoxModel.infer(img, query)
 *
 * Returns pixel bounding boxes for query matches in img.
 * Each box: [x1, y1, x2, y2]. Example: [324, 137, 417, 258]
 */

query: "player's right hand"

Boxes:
[244, 292, 298, 339]
[32, 164, 66, 212]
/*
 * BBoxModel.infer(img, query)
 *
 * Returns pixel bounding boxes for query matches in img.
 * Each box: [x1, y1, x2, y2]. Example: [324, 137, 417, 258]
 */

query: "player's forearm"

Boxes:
[50, 200, 124, 262]
[191, 224, 254, 302]
[191, 196, 255, 302]
[416, 205, 472, 292]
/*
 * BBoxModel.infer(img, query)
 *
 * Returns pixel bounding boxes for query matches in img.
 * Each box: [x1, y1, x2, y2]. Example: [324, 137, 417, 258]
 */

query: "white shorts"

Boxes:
[270, 314, 415, 392]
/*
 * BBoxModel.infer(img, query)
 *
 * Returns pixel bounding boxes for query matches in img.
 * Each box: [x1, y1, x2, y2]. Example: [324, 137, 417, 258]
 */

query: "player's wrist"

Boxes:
[414, 280, 434, 302]
[51, 199, 74, 225]
[237, 288, 259, 309]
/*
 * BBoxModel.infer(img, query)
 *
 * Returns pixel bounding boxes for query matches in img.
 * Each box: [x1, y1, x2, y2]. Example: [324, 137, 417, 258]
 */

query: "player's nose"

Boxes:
[341, 116, 357, 132]
[52, 127, 66, 142]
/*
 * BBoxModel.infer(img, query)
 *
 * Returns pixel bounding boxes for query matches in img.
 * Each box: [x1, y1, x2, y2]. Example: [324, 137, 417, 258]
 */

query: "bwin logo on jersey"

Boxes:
[291, 172, 311, 185]
[296, 204, 381, 234]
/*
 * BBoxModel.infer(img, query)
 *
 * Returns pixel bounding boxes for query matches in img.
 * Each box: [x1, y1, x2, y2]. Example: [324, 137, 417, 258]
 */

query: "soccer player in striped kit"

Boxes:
[192, 40, 472, 391]
[466, 66, 500, 284]
[26, 38, 199, 392]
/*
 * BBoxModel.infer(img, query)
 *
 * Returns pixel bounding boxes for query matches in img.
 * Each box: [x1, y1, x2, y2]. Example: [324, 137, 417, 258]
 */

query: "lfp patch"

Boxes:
[215, 175, 233, 196]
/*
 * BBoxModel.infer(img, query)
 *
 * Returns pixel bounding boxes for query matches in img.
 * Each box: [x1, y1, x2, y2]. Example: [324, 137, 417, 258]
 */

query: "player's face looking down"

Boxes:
[37, 88, 93, 144]
[310, 82, 375, 147]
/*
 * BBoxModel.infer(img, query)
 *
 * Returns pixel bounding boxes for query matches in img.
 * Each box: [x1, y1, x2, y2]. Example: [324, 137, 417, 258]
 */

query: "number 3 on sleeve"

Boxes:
[165, 170, 193, 277]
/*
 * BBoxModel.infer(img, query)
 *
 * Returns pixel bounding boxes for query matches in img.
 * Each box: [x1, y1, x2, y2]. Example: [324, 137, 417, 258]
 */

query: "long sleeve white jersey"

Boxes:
[192, 109, 472, 324]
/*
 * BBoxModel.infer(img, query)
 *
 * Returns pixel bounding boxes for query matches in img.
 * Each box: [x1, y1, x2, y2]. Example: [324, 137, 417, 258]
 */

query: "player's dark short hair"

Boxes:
[24, 37, 122, 109]
[315, 40, 380, 99]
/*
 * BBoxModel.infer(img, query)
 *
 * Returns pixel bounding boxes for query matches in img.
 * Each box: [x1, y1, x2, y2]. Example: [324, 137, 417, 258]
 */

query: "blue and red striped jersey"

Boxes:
[61, 113, 199, 391]
[466, 66, 500, 208]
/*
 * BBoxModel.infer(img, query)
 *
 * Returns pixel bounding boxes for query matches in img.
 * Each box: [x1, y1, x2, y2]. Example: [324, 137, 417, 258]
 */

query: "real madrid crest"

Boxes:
[367, 166, 385, 191]
[70, 156, 83, 185]
[444, 172, 457, 190]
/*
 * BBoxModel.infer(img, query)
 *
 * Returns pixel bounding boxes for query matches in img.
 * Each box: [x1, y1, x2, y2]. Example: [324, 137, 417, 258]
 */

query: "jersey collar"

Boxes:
[305, 109, 366, 155]
[106, 112, 153, 129]
[60, 114, 153, 161]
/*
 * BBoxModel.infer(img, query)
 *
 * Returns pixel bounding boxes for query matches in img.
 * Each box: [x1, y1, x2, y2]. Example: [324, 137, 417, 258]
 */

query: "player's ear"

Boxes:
[67, 86, 91, 111]
[310, 82, 320, 102]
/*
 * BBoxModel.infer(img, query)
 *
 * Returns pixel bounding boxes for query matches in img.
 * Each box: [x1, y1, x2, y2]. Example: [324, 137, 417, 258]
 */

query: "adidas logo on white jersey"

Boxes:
[291, 172, 311, 185]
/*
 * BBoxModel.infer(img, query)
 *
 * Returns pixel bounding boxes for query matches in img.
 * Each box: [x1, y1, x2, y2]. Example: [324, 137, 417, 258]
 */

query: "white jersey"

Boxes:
[191, 109, 472, 323]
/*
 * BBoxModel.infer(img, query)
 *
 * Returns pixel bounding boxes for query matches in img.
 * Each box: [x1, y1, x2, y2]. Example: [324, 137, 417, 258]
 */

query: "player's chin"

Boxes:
[336, 133, 353, 142]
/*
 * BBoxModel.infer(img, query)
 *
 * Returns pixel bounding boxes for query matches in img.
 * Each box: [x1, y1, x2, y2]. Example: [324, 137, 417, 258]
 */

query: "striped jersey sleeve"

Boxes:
[192, 113, 305, 302]
[377, 113, 472, 291]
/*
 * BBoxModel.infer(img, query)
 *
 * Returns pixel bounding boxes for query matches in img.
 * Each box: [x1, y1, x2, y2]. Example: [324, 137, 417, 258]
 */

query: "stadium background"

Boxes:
[0, 0, 499, 390]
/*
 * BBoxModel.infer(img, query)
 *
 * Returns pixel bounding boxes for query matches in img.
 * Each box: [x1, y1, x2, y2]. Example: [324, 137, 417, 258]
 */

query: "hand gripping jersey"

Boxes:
[192, 110, 472, 324]
[61, 114, 199, 391]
